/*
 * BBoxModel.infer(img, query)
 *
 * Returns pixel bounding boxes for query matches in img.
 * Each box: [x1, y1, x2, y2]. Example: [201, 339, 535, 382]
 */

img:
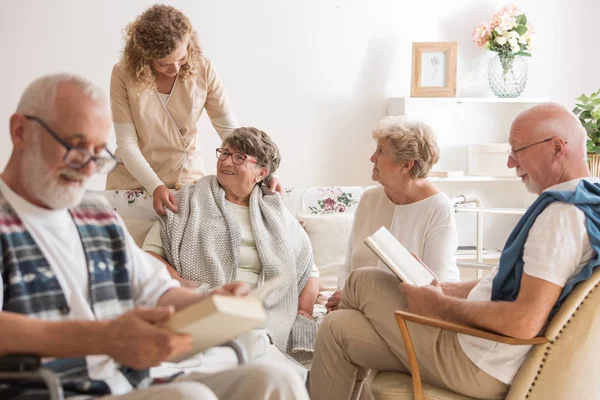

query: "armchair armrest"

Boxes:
[394, 311, 548, 345]
[392, 311, 547, 400]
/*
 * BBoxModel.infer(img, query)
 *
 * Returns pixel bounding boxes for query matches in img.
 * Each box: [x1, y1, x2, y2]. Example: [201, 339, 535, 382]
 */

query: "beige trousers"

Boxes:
[101, 363, 309, 400]
[310, 268, 509, 400]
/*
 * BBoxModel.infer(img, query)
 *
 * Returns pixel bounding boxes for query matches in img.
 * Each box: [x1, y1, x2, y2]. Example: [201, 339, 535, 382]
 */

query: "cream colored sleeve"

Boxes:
[114, 123, 164, 194]
[141, 220, 166, 258]
[203, 58, 238, 138]
[210, 113, 239, 138]
[110, 66, 164, 194]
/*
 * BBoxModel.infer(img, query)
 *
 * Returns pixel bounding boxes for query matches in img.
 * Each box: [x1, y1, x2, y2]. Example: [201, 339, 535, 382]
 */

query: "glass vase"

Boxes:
[488, 54, 528, 98]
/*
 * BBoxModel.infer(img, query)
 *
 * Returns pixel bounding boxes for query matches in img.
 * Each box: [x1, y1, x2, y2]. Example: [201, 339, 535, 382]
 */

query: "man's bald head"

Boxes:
[512, 102, 586, 157]
[508, 102, 590, 194]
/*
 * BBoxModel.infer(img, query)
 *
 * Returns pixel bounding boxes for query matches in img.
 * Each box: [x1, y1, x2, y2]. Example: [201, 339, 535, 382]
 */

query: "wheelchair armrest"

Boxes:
[0, 355, 64, 400]
[221, 340, 248, 365]
[0, 355, 41, 372]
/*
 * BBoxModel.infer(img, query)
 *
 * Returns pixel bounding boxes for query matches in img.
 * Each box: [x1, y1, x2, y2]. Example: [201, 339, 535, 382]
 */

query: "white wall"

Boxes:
[1, 0, 599, 189]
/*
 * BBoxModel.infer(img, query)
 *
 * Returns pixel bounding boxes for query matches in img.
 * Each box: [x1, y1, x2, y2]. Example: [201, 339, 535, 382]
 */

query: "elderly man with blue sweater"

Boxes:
[311, 102, 600, 400]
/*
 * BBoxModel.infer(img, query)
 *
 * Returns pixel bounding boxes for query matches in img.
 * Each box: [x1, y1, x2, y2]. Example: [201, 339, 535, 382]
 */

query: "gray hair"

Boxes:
[16, 73, 109, 119]
[372, 115, 440, 179]
[222, 127, 281, 184]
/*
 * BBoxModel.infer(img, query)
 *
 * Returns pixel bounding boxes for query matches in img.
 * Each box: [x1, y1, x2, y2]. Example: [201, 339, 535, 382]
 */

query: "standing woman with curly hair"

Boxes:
[107, 4, 282, 215]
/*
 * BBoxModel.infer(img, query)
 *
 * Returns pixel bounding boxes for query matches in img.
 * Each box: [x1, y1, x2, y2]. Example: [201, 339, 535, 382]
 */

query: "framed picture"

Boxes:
[411, 42, 457, 97]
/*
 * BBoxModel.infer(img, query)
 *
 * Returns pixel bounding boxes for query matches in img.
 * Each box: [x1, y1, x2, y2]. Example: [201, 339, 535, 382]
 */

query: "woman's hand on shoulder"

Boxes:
[153, 185, 178, 215]
[267, 176, 284, 196]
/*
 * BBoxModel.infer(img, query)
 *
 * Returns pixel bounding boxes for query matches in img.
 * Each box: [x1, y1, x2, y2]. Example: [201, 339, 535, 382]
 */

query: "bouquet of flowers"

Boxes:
[472, 3, 536, 73]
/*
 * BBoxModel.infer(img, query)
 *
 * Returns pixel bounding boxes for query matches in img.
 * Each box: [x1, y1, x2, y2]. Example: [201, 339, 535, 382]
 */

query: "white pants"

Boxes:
[100, 363, 308, 400]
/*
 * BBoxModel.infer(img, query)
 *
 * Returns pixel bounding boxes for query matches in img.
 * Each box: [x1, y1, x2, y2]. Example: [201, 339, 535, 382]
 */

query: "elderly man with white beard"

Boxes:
[0, 74, 309, 400]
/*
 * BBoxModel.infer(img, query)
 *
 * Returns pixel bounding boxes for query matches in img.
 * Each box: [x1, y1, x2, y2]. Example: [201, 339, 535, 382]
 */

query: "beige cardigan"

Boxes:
[106, 56, 236, 190]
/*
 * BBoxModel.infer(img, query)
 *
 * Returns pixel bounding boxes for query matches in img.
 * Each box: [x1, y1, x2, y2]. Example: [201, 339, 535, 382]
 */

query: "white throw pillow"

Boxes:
[298, 213, 354, 292]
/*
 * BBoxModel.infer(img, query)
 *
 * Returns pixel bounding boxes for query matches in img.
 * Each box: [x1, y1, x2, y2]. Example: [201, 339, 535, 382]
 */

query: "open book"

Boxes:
[364, 226, 436, 287]
[165, 276, 284, 362]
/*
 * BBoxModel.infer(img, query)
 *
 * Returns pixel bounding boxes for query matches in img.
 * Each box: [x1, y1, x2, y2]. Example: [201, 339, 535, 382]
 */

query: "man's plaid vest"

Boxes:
[0, 191, 149, 396]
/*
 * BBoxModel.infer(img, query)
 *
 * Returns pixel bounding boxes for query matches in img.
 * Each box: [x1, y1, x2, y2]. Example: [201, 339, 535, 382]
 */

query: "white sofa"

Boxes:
[97, 186, 369, 378]
[98, 185, 370, 299]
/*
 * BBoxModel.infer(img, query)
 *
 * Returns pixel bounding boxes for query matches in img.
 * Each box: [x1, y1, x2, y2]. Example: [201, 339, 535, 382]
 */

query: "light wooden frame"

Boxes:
[394, 310, 547, 400]
[411, 42, 457, 98]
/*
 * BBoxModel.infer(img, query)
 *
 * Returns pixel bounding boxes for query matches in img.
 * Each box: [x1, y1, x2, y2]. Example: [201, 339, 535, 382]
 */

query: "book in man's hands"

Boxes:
[165, 276, 284, 362]
[364, 226, 436, 287]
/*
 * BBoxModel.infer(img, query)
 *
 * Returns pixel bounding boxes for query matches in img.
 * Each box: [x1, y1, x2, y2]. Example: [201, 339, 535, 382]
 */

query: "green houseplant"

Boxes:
[573, 89, 600, 176]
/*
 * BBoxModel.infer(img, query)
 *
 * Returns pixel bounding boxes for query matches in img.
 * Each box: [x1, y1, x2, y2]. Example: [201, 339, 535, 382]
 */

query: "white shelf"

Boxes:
[427, 176, 520, 182]
[389, 96, 550, 104]
[456, 250, 502, 261]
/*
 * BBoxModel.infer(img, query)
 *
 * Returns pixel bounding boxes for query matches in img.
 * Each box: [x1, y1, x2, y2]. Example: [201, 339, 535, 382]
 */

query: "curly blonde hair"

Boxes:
[372, 116, 440, 179]
[120, 4, 203, 90]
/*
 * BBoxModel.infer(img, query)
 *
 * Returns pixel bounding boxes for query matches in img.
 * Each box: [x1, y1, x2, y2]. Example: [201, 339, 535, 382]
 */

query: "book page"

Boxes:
[367, 226, 435, 287]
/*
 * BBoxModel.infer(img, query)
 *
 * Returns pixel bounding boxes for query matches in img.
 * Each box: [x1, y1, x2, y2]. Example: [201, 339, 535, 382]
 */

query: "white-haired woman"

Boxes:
[326, 116, 460, 312]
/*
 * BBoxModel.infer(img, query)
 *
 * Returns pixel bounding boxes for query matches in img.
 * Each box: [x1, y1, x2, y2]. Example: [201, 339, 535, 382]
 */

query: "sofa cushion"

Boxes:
[298, 213, 353, 292]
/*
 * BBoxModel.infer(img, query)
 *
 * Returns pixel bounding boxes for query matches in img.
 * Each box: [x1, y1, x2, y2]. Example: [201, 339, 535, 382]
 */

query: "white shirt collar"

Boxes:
[544, 177, 600, 193]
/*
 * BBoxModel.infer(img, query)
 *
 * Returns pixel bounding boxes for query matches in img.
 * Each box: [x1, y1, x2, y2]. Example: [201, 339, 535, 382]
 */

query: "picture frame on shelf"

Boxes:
[411, 42, 457, 98]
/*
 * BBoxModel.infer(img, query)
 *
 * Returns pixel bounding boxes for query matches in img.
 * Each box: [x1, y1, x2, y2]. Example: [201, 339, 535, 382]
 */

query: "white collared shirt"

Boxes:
[458, 177, 599, 384]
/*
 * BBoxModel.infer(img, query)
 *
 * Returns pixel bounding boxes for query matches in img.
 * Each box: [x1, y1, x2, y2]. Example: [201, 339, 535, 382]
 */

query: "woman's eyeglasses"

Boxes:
[216, 148, 259, 165]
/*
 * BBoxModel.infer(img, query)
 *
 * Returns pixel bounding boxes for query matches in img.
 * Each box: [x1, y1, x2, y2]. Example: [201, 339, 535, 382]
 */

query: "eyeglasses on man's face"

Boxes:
[24, 115, 119, 174]
[215, 148, 259, 165]
[507, 137, 566, 159]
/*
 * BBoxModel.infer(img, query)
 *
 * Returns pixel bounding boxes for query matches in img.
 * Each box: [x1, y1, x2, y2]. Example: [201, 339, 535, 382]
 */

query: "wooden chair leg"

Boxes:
[395, 314, 425, 400]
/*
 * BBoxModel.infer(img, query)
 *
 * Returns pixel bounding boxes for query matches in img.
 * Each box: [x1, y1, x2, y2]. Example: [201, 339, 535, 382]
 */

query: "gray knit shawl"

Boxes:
[159, 176, 317, 360]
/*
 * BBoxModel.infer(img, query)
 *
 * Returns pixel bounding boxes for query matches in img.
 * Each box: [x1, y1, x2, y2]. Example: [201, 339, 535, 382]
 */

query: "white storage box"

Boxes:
[468, 143, 516, 177]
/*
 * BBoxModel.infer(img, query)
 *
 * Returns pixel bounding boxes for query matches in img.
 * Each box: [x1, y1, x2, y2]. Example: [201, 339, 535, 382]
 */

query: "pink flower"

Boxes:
[500, 3, 519, 17]
[323, 198, 335, 210]
[337, 204, 347, 213]
[124, 191, 136, 201]
[490, 11, 515, 33]
[472, 23, 491, 48]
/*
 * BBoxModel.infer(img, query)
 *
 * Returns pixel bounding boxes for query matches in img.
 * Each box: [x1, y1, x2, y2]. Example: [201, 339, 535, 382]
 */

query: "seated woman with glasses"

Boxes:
[142, 127, 320, 364]
[326, 115, 461, 312]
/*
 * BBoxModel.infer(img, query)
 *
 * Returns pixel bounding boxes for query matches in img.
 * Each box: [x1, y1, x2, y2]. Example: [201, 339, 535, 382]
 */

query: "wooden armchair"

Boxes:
[371, 267, 600, 400]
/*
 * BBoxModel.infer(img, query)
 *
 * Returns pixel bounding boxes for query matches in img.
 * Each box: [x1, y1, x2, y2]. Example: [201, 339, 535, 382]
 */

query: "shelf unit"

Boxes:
[427, 176, 520, 182]
[389, 97, 550, 105]
[388, 96, 546, 278]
